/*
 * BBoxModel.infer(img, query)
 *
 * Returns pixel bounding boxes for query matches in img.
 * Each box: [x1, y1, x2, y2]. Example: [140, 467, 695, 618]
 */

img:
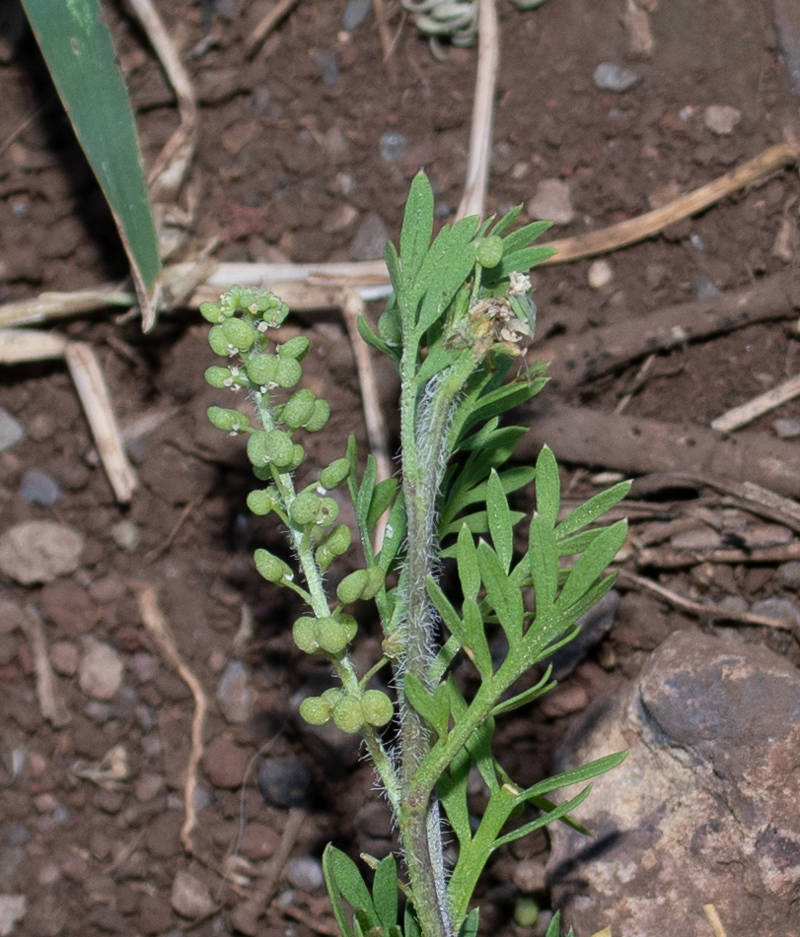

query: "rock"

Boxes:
[350, 213, 390, 261]
[0, 521, 84, 584]
[287, 855, 324, 892]
[40, 580, 101, 633]
[777, 561, 800, 590]
[139, 895, 173, 935]
[704, 104, 742, 135]
[19, 469, 60, 507]
[134, 773, 165, 802]
[240, 822, 280, 860]
[49, 641, 79, 676]
[670, 525, 721, 550]
[548, 630, 800, 937]
[773, 418, 800, 439]
[203, 736, 250, 789]
[343, 0, 371, 30]
[171, 870, 215, 919]
[216, 660, 252, 724]
[0, 599, 28, 635]
[539, 682, 589, 718]
[378, 131, 408, 163]
[0, 895, 25, 937]
[311, 49, 339, 87]
[587, 259, 613, 290]
[592, 62, 640, 92]
[691, 274, 720, 299]
[513, 858, 547, 894]
[257, 757, 311, 807]
[128, 652, 159, 683]
[527, 179, 574, 225]
[750, 597, 800, 630]
[0, 409, 23, 453]
[78, 640, 123, 700]
[110, 520, 140, 551]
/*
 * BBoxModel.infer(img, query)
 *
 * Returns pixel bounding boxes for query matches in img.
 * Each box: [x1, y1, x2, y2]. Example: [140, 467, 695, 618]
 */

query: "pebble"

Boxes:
[691, 274, 720, 299]
[773, 418, 800, 440]
[716, 594, 749, 616]
[311, 49, 339, 87]
[203, 736, 250, 789]
[527, 179, 575, 225]
[0, 895, 26, 937]
[111, 519, 140, 551]
[78, 640, 124, 700]
[240, 822, 280, 860]
[350, 213, 390, 261]
[539, 682, 589, 718]
[671, 526, 722, 550]
[139, 895, 173, 935]
[645, 263, 668, 290]
[0, 599, 28, 634]
[751, 598, 800, 630]
[134, 773, 165, 802]
[287, 855, 324, 892]
[513, 858, 547, 894]
[593, 62, 640, 92]
[171, 870, 215, 919]
[257, 757, 311, 807]
[778, 561, 800, 591]
[19, 469, 60, 507]
[216, 660, 252, 724]
[6, 825, 31, 846]
[343, 0, 371, 30]
[378, 131, 408, 163]
[0, 520, 84, 584]
[704, 104, 741, 136]
[0, 408, 23, 453]
[128, 652, 159, 683]
[49, 640, 79, 677]
[587, 259, 613, 290]
[689, 233, 705, 252]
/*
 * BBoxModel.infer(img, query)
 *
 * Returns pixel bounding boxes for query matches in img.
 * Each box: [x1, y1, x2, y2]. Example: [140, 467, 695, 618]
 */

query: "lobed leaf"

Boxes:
[557, 520, 627, 612]
[400, 171, 435, 291]
[372, 854, 399, 933]
[534, 446, 560, 526]
[486, 470, 513, 573]
[478, 541, 524, 645]
[554, 480, 631, 540]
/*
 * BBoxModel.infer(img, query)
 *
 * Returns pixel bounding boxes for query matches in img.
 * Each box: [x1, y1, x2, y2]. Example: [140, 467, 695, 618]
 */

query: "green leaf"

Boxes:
[323, 846, 379, 937]
[458, 908, 480, 937]
[356, 455, 378, 526]
[491, 666, 555, 717]
[498, 219, 553, 255]
[368, 478, 398, 530]
[372, 854, 398, 933]
[489, 205, 523, 238]
[478, 541, 523, 645]
[428, 578, 470, 647]
[414, 345, 462, 386]
[528, 515, 559, 613]
[557, 520, 627, 612]
[400, 171, 434, 290]
[513, 751, 627, 808]
[495, 245, 557, 280]
[404, 672, 448, 736]
[415, 215, 480, 337]
[21, 0, 161, 329]
[456, 524, 481, 601]
[404, 902, 422, 937]
[377, 492, 406, 573]
[357, 313, 394, 357]
[486, 470, 513, 572]
[438, 748, 472, 847]
[384, 240, 403, 294]
[556, 528, 604, 557]
[462, 598, 493, 678]
[535, 446, 560, 526]
[554, 480, 631, 539]
[492, 785, 593, 850]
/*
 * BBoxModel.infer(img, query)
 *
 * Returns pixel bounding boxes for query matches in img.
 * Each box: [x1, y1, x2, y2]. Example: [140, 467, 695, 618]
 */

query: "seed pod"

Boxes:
[316, 498, 340, 527]
[305, 399, 330, 433]
[263, 429, 295, 469]
[333, 695, 364, 734]
[362, 567, 385, 600]
[290, 491, 321, 526]
[475, 234, 504, 268]
[247, 489, 278, 516]
[282, 389, 317, 429]
[204, 366, 231, 389]
[279, 336, 311, 361]
[299, 696, 331, 726]
[246, 354, 279, 387]
[325, 524, 351, 556]
[287, 444, 305, 472]
[252, 291, 280, 313]
[199, 301, 225, 323]
[337, 569, 369, 604]
[275, 357, 302, 388]
[292, 616, 319, 654]
[321, 687, 342, 707]
[238, 288, 256, 311]
[319, 458, 350, 490]
[254, 548, 292, 584]
[246, 432, 270, 467]
[315, 545, 334, 572]
[313, 617, 349, 655]
[222, 317, 255, 352]
[208, 325, 231, 356]
[338, 614, 357, 644]
[207, 406, 250, 433]
[361, 690, 394, 727]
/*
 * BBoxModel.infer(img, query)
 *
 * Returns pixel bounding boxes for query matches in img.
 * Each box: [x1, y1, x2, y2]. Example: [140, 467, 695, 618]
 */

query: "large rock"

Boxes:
[547, 630, 800, 937]
[0, 521, 84, 584]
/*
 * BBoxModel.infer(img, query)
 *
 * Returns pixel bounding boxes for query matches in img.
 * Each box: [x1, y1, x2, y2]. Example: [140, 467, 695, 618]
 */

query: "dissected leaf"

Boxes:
[528, 514, 558, 613]
[368, 478, 398, 531]
[486, 470, 513, 572]
[478, 541, 523, 645]
[372, 854, 399, 933]
[535, 446, 560, 526]
[400, 171, 435, 291]
[554, 480, 631, 539]
[457, 524, 481, 602]
[557, 521, 627, 612]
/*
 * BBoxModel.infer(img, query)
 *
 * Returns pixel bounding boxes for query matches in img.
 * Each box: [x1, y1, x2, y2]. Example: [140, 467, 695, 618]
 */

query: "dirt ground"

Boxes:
[1, 1, 800, 935]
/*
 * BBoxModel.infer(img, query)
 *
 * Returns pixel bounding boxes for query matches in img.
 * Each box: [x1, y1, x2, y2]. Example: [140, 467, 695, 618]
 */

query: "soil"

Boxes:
[1, 1, 800, 936]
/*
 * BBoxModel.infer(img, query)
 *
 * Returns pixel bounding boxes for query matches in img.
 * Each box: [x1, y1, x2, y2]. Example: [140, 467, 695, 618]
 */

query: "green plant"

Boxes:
[202, 172, 628, 937]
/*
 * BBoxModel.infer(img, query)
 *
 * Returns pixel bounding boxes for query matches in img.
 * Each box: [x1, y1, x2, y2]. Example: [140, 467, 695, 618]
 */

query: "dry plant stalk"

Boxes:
[19, 606, 70, 727]
[711, 372, 800, 432]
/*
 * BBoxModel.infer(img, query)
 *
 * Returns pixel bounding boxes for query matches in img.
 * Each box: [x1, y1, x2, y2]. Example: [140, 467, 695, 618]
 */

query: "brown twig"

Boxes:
[272, 904, 340, 937]
[132, 581, 208, 855]
[635, 541, 800, 569]
[18, 606, 70, 727]
[703, 904, 728, 937]
[144, 498, 200, 563]
[711, 372, 800, 432]
[373, 0, 399, 85]
[246, 0, 302, 60]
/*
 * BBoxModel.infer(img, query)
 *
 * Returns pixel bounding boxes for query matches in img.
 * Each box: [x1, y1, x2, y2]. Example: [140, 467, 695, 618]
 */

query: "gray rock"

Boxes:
[0, 521, 84, 584]
[78, 640, 124, 701]
[350, 213, 390, 261]
[6, 826, 30, 846]
[750, 597, 800, 630]
[592, 62, 640, 92]
[19, 469, 60, 506]
[343, 0, 371, 30]
[311, 49, 339, 87]
[0, 895, 25, 937]
[0, 409, 23, 453]
[379, 131, 408, 164]
[171, 870, 215, 919]
[704, 104, 742, 136]
[773, 418, 800, 439]
[548, 630, 800, 937]
[216, 660, 252, 724]
[691, 273, 719, 299]
[527, 179, 575, 225]
[287, 855, 324, 892]
[257, 758, 311, 807]
[110, 520, 140, 551]
[777, 560, 800, 590]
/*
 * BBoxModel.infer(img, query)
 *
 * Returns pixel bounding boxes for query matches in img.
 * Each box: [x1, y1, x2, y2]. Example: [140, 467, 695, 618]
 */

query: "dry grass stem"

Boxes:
[372, 0, 399, 85]
[19, 606, 70, 727]
[703, 904, 728, 937]
[635, 540, 800, 568]
[274, 905, 341, 936]
[133, 581, 208, 854]
[0, 290, 134, 329]
[0, 328, 68, 361]
[711, 372, 800, 432]
[64, 341, 138, 504]
[246, 0, 302, 59]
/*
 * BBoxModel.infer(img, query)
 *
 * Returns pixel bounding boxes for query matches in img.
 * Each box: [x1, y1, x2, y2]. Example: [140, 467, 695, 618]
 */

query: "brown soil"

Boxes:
[1, 1, 799, 936]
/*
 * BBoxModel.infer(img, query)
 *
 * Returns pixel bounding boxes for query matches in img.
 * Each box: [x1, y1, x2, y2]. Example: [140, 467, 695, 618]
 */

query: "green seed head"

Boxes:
[332, 695, 364, 734]
[305, 399, 331, 433]
[245, 354, 279, 388]
[282, 389, 317, 429]
[254, 548, 292, 584]
[246, 431, 270, 467]
[199, 301, 225, 324]
[338, 614, 357, 644]
[292, 616, 320, 654]
[207, 406, 250, 433]
[279, 335, 311, 361]
[321, 687, 342, 707]
[204, 366, 232, 389]
[361, 690, 394, 727]
[221, 317, 255, 352]
[475, 234, 504, 268]
[316, 498, 340, 527]
[325, 524, 351, 556]
[514, 899, 540, 929]
[337, 569, 369, 604]
[208, 325, 231, 357]
[298, 695, 332, 726]
[275, 357, 302, 388]
[247, 488, 278, 516]
[287, 443, 305, 471]
[319, 458, 350, 490]
[290, 491, 321, 526]
[263, 429, 295, 469]
[313, 617, 349, 655]
[361, 566, 385, 600]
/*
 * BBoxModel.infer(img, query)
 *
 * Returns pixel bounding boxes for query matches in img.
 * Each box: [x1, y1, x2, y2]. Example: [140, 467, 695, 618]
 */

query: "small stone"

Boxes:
[778, 561, 800, 591]
[644, 263, 668, 290]
[587, 259, 613, 290]
[128, 652, 159, 683]
[513, 858, 547, 894]
[0, 521, 84, 584]
[49, 641, 79, 677]
[671, 526, 722, 550]
[704, 105, 741, 136]
[343, 0, 371, 30]
[692, 274, 720, 299]
[527, 179, 574, 225]
[311, 49, 339, 87]
[0, 409, 23, 453]
[350, 213, 390, 261]
[134, 773, 165, 802]
[716, 594, 748, 616]
[751, 598, 800, 630]
[689, 234, 705, 252]
[378, 131, 408, 164]
[78, 640, 123, 700]
[539, 682, 589, 718]
[139, 895, 173, 935]
[240, 823, 280, 860]
[257, 758, 311, 807]
[0, 895, 26, 937]
[110, 520, 140, 551]
[19, 469, 60, 507]
[216, 660, 252, 724]
[0, 599, 28, 635]
[37, 864, 60, 887]
[287, 855, 324, 892]
[171, 871, 215, 919]
[773, 418, 800, 439]
[203, 736, 250, 789]
[593, 62, 640, 92]
[6, 825, 31, 846]
[323, 203, 358, 234]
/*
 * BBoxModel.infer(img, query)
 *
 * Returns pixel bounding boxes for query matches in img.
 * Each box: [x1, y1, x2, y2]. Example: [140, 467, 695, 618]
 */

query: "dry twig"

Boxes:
[635, 541, 800, 569]
[703, 903, 728, 937]
[711, 372, 800, 432]
[273, 905, 340, 937]
[373, 0, 399, 85]
[246, 0, 302, 59]
[133, 581, 208, 855]
[18, 606, 70, 727]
